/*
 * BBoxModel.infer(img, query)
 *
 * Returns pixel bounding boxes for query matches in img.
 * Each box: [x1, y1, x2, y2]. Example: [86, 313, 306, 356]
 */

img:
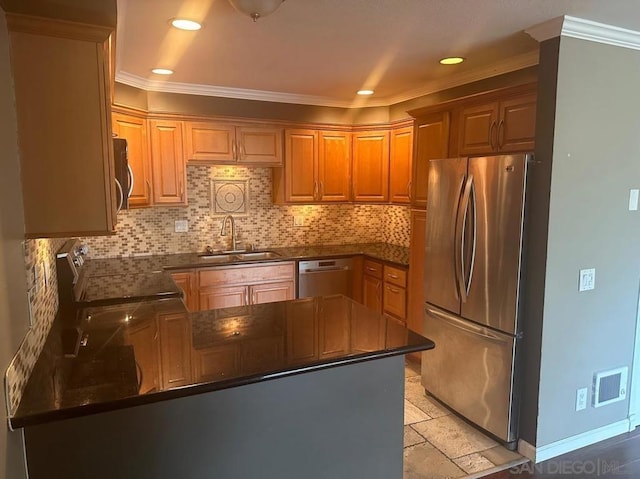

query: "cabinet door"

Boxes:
[112, 113, 152, 208]
[240, 337, 284, 374]
[125, 319, 159, 394]
[407, 209, 426, 362]
[389, 126, 413, 204]
[362, 274, 382, 313]
[284, 129, 317, 202]
[237, 126, 283, 165]
[383, 283, 407, 320]
[199, 285, 248, 311]
[318, 131, 351, 202]
[458, 102, 499, 156]
[158, 313, 192, 389]
[9, 20, 116, 237]
[184, 121, 235, 163]
[411, 112, 450, 208]
[352, 131, 390, 202]
[170, 271, 196, 312]
[250, 280, 295, 305]
[149, 120, 187, 206]
[193, 344, 239, 382]
[497, 94, 537, 153]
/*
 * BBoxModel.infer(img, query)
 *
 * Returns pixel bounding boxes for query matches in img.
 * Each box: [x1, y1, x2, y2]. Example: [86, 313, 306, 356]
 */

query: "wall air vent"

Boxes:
[592, 367, 628, 408]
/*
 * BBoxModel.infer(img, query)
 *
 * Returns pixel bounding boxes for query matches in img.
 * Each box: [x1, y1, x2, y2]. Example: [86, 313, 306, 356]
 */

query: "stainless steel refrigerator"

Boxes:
[421, 153, 532, 448]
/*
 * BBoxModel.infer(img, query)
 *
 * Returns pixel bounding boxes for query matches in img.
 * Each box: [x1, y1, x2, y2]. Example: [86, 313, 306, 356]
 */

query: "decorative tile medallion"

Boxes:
[211, 178, 249, 216]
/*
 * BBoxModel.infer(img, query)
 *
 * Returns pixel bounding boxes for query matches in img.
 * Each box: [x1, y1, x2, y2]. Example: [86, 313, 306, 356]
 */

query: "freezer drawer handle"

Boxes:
[425, 305, 511, 344]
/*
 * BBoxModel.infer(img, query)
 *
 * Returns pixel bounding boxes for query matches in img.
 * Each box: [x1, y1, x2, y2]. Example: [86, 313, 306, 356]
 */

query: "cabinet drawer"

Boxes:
[198, 262, 295, 287]
[363, 259, 383, 279]
[384, 265, 407, 288]
[383, 284, 407, 320]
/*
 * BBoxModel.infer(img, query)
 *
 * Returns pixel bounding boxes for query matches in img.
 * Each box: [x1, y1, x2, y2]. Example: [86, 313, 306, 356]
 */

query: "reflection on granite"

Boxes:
[12, 295, 433, 428]
[81, 242, 410, 278]
[80, 272, 182, 304]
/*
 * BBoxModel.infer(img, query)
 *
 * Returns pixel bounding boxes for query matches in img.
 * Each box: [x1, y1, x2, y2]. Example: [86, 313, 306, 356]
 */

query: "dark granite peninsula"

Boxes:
[12, 295, 434, 479]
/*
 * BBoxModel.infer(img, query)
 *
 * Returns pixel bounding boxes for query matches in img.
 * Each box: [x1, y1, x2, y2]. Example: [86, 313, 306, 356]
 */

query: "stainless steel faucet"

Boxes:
[220, 215, 239, 252]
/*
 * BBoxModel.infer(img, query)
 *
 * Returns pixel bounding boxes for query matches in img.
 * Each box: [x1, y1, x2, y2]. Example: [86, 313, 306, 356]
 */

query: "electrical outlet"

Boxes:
[579, 268, 595, 292]
[293, 216, 305, 227]
[174, 220, 189, 233]
[576, 387, 588, 411]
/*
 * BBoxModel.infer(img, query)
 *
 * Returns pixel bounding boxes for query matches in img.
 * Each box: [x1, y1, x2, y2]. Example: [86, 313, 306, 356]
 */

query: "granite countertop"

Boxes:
[81, 242, 410, 278]
[11, 295, 434, 428]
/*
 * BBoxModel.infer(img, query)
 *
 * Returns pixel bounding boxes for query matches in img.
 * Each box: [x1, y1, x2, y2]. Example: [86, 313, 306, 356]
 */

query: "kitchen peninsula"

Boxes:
[13, 296, 433, 479]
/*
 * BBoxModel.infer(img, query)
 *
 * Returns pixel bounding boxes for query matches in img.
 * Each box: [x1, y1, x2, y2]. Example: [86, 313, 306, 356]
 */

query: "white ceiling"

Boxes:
[116, 0, 640, 107]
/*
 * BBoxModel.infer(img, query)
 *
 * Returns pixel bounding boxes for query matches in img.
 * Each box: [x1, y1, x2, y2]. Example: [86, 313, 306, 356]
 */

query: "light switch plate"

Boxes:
[174, 220, 189, 233]
[576, 387, 588, 411]
[629, 189, 639, 211]
[579, 268, 595, 292]
[293, 216, 304, 227]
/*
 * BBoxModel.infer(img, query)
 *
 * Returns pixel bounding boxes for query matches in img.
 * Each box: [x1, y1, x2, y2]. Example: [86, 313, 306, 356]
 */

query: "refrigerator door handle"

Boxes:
[425, 304, 511, 344]
[465, 177, 477, 296]
[456, 174, 473, 302]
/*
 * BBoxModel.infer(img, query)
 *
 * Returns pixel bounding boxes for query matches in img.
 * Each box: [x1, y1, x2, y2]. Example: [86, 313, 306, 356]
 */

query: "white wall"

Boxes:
[0, 7, 29, 479]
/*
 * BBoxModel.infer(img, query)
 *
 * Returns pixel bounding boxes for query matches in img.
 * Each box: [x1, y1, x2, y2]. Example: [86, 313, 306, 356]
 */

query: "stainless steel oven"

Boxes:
[298, 258, 353, 299]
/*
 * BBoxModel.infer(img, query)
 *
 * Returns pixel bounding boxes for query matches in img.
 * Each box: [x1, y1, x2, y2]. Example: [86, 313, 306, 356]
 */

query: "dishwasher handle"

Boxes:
[300, 266, 351, 274]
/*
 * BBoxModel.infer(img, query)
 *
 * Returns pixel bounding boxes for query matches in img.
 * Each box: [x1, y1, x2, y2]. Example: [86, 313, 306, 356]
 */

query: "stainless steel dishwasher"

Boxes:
[298, 258, 353, 298]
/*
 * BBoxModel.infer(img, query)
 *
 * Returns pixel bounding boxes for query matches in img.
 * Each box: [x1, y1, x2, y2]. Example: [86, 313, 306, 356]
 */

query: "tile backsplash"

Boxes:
[82, 166, 411, 258]
[6, 238, 66, 416]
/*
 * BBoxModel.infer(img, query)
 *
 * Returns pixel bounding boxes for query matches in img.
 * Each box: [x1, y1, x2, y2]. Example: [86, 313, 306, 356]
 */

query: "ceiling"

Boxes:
[115, 0, 640, 107]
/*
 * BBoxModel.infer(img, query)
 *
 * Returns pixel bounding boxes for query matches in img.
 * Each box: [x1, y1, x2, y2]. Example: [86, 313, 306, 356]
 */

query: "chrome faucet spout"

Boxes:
[220, 215, 238, 251]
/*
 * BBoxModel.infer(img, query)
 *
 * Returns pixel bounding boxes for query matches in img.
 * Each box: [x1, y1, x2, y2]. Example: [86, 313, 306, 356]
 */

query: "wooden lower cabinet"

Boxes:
[319, 296, 351, 358]
[383, 283, 407, 319]
[240, 337, 284, 374]
[407, 209, 426, 363]
[197, 262, 296, 312]
[158, 313, 192, 390]
[362, 274, 383, 313]
[286, 300, 318, 365]
[170, 271, 197, 311]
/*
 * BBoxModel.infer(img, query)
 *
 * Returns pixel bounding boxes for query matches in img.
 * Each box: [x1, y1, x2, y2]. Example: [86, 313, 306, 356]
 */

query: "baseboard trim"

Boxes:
[518, 419, 630, 463]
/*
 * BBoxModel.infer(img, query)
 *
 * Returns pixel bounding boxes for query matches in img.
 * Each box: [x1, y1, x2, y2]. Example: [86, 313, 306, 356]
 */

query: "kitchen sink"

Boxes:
[197, 251, 281, 261]
[234, 251, 281, 260]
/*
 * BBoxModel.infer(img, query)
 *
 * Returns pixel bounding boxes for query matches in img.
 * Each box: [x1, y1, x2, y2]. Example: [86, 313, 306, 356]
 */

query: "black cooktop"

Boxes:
[80, 271, 182, 305]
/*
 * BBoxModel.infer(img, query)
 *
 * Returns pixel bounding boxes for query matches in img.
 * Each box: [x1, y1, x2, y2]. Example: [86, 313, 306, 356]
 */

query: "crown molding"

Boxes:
[526, 15, 640, 51]
[115, 50, 539, 109]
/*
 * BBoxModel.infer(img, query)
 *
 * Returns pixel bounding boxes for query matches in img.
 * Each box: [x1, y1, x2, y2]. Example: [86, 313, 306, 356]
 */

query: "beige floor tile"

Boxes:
[452, 452, 495, 474]
[412, 415, 498, 459]
[480, 445, 524, 466]
[405, 400, 431, 425]
[405, 377, 450, 418]
[404, 425, 427, 448]
[403, 442, 466, 479]
[405, 361, 421, 378]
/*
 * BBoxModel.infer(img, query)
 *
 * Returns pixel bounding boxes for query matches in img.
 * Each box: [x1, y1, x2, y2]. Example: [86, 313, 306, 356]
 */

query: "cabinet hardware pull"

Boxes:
[146, 180, 152, 201]
[377, 282, 381, 299]
[489, 121, 497, 151]
[407, 181, 412, 202]
[245, 290, 249, 305]
[314, 181, 318, 200]
[366, 267, 377, 272]
[387, 286, 400, 294]
[319, 181, 324, 199]
[252, 291, 256, 304]
[498, 119, 505, 149]
[179, 179, 184, 199]
[388, 274, 399, 279]
[242, 142, 247, 160]
[232, 140, 237, 160]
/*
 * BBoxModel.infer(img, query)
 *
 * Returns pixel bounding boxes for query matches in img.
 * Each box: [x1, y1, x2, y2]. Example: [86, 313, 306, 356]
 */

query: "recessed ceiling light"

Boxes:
[440, 57, 465, 65]
[152, 68, 174, 75]
[171, 19, 202, 31]
[357, 89, 374, 96]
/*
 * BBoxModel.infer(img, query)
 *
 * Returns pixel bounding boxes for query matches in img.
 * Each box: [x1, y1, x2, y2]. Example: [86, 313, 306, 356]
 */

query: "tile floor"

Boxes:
[403, 362, 527, 478]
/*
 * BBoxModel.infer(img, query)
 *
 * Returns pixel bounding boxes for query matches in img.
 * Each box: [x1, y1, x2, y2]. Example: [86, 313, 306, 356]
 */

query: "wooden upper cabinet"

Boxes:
[352, 130, 390, 202]
[184, 122, 235, 163]
[389, 126, 413, 204]
[497, 93, 537, 153]
[149, 120, 187, 206]
[411, 112, 450, 209]
[8, 15, 116, 237]
[112, 112, 152, 208]
[283, 129, 317, 203]
[236, 126, 283, 165]
[184, 121, 283, 166]
[458, 89, 536, 156]
[318, 131, 351, 202]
